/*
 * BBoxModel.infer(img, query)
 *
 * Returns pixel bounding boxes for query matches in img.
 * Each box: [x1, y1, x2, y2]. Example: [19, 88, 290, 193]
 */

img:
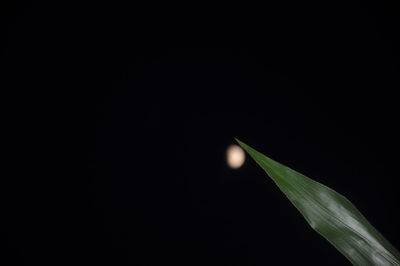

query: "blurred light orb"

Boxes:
[226, 144, 245, 169]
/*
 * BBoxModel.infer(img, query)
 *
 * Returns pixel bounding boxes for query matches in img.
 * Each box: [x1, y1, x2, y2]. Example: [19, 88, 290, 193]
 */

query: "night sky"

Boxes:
[2, 1, 400, 265]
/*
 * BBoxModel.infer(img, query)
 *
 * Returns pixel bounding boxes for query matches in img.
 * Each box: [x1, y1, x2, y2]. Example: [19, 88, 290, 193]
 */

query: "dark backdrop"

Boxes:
[2, 1, 400, 265]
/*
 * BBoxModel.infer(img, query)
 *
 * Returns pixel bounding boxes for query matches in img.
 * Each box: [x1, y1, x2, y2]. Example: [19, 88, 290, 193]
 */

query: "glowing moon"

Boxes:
[226, 144, 245, 169]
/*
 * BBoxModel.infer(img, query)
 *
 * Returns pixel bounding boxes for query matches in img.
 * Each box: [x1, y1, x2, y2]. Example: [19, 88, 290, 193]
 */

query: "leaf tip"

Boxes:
[234, 138, 249, 151]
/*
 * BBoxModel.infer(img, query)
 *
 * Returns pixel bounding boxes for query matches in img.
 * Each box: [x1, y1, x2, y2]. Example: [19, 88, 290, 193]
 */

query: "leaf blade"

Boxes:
[236, 138, 400, 266]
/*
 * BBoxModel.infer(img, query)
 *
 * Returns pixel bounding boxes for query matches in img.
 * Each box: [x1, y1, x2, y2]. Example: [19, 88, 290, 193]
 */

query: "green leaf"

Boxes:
[235, 138, 400, 266]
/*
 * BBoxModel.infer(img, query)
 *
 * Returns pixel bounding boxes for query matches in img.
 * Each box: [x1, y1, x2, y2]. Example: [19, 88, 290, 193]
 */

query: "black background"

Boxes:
[2, 1, 400, 265]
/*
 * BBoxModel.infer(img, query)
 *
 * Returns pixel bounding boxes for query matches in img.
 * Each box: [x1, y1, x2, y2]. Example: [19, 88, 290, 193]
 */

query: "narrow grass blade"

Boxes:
[236, 138, 400, 266]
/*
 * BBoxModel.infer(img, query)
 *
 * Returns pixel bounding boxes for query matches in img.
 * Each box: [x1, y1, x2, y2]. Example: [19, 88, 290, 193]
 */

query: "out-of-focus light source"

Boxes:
[226, 144, 245, 169]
